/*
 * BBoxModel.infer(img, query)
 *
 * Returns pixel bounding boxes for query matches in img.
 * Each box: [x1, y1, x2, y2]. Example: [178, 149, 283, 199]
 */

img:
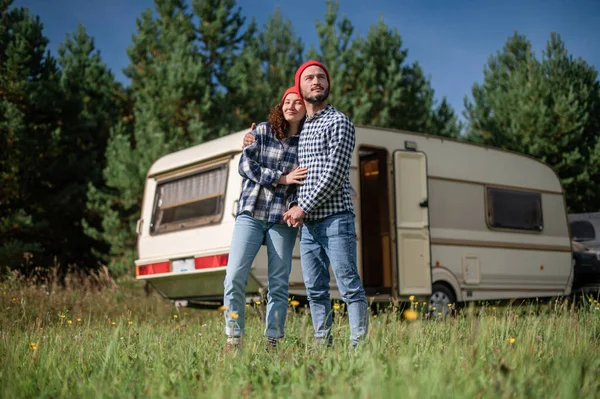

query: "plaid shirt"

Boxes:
[297, 104, 355, 221]
[237, 122, 300, 223]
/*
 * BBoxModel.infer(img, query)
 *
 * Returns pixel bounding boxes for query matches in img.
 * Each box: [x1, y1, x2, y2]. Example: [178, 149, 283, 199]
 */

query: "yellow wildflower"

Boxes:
[228, 312, 239, 319]
[508, 337, 516, 344]
[333, 303, 341, 310]
[128, 321, 133, 325]
[403, 309, 418, 321]
[173, 314, 178, 319]
[67, 320, 72, 325]
[111, 321, 116, 326]
[255, 301, 261, 305]
[409, 295, 415, 301]
[29, 342, 37, 351]
[290, 300, 300, 307]
[76, 318, 82, 322]
[218, 305, 229, 311]
[447, 303, 453, 307]
[60, 314, 66, 319]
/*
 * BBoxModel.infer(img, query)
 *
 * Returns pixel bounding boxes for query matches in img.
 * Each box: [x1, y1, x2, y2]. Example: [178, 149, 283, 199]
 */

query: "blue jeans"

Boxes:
[223, 213, 298, 339]
[300, 211, 369, 346]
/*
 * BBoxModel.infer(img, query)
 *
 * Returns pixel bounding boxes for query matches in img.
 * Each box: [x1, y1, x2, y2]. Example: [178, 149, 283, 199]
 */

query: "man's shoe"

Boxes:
[266, 336, 279, 352]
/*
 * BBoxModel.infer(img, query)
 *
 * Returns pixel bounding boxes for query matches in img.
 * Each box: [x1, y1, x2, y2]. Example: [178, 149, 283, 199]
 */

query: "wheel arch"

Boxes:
[431, 266, 463, 302]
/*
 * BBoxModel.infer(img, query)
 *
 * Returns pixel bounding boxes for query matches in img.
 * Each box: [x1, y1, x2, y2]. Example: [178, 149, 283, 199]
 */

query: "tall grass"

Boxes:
[1, 270, 600, 398]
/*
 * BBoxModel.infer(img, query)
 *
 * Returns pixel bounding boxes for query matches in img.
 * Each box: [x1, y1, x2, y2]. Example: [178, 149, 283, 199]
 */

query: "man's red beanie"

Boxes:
[281, 86, 300, 102]
[294, 60, 331, 99]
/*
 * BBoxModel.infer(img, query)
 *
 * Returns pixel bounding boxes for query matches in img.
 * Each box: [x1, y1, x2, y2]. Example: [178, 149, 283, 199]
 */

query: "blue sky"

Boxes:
[14, 0, 600, 121]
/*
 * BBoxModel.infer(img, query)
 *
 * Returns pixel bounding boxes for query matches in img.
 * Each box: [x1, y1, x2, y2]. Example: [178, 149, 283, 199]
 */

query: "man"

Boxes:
[244, 60, 369, 347]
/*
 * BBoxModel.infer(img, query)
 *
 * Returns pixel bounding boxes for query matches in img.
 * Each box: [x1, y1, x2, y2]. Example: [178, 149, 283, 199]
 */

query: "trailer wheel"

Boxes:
[429, 283, 456, 318]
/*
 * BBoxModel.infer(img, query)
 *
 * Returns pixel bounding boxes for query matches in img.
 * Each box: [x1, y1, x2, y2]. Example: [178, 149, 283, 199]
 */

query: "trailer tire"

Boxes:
[429, 282, 456, 318]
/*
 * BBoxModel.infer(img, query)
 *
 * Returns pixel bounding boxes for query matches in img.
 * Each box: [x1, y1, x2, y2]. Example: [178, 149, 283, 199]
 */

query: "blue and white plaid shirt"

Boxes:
[297, 104, 355, 221]
[237, 122, 300, 224]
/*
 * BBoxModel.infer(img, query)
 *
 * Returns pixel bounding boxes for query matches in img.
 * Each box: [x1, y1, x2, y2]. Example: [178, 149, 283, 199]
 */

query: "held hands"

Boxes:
[242, 123, 256, 148]
[283, 205, 305, 228]
[278, 166, 308, 185]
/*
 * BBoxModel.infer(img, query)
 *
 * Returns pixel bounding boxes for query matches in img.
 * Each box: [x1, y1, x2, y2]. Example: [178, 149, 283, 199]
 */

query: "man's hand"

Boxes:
[242, 123, 257, 148]
[283, 205, 305, 228]
[278, 167, 308, 185]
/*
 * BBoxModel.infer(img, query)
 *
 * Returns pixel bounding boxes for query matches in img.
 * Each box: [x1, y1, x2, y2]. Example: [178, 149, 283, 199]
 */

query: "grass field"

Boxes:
[1, 269, 600, 399]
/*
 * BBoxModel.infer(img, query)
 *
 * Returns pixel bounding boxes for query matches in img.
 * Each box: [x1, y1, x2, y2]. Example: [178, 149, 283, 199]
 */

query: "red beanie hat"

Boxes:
[281, 86, 300, 102]
[294, 60, 331, 99]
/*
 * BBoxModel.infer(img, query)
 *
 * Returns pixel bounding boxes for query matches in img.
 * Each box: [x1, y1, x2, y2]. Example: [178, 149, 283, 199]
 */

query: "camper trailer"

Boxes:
[135, 126, 574, 314]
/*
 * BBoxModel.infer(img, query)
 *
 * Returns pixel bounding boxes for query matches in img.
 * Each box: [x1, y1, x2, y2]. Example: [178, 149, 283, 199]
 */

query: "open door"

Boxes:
[393, 150, 432, 296]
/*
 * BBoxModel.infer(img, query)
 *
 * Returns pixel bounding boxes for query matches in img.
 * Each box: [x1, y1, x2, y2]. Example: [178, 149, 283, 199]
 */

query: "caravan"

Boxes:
[134, 126, 574, 312]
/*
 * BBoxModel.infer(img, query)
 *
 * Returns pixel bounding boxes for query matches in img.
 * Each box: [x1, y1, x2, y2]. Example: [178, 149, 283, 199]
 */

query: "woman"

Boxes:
[223, 87, 307, 350]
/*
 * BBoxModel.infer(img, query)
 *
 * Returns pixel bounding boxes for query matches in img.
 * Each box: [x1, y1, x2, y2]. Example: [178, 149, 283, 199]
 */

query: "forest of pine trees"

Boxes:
[1, 0, 599, 276]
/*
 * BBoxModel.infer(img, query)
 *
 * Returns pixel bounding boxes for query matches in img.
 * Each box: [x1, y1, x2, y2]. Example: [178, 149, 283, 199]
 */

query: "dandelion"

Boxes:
[218, 305, 229, 311]
[290, 300, 300, 307]
[76, 318, 82, 322]
[255, 301, 261, 305]
[373, 315, 377, 319]
[128, 321, 133, 325]
[333, 303, 341, 310]
[29, 342, 37, 351]
[403, 309, 419, 321]
[111, 321, 116, 326]
[447, 303, 453, 307]
[228, 312, 239, 319]
[60, 314, 66, 319]
[173, 314, 178, 319]
[508, 337, 516, 344]
[67, 320, 72, 325]
[409, 295, 415, 301]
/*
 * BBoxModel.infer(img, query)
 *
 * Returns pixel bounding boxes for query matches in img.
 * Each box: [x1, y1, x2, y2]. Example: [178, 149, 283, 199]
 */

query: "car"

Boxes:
[569, 212, 600, 252]
[571, 240, 600, 294]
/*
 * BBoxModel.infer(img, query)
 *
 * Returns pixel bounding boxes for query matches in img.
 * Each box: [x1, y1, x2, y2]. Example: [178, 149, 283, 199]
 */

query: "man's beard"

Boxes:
[302, 87, 330, 104]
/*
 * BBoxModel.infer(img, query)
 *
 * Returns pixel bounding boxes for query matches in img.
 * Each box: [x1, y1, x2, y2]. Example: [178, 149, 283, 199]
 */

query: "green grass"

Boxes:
[1, 270, 600, 398]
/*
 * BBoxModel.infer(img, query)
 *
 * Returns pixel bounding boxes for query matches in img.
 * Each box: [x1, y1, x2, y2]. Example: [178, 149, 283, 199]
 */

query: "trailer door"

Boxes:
[393, 150, 432, 296]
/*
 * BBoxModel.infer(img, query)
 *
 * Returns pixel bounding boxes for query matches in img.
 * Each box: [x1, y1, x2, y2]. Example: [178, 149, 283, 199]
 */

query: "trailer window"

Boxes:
[486, 187, 543, 231]
[151, 164, 228, 234]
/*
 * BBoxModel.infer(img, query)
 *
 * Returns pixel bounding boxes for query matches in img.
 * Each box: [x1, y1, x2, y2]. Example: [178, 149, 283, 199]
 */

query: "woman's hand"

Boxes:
[279, 167, 308, 185]
[242, 123, 256, 148]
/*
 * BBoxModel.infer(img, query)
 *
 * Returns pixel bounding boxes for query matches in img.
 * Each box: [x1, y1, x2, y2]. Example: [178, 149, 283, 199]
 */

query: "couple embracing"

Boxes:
[222, 60, 369, 350]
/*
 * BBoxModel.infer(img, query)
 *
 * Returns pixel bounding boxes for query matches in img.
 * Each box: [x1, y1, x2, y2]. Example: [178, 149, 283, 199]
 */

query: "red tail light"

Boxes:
[136, 254, 228, 276]
[136, 261, 170, 276]
[195, 254, 229, 269]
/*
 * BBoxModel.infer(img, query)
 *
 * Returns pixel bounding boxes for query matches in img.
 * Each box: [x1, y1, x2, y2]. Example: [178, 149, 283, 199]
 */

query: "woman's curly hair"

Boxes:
[268, 102, 304, 140]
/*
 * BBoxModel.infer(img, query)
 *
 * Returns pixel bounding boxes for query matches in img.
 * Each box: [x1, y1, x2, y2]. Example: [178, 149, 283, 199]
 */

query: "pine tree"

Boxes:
[0, 0, 61, 271]
[53, 24, 124, 269]
[464, 31, 600, 212]
[226, 7, 305, 127]
[192, 0, 256, 135]
[306, 4, 461, 136]
[305, 0, 360, 115]
[86, 0, 256, 276]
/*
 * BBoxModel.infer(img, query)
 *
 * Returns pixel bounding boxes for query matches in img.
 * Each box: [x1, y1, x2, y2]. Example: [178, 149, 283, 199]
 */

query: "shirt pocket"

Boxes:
[305, 129, 329, 157]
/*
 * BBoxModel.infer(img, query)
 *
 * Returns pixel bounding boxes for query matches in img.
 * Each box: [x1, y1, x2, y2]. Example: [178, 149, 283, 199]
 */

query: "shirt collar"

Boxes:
[306, 104, 333, 122]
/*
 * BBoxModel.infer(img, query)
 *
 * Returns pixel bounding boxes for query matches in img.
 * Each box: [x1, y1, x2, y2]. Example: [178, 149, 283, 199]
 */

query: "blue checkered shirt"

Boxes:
[237, 122, 300, 223]
[296, 104, 355, 220]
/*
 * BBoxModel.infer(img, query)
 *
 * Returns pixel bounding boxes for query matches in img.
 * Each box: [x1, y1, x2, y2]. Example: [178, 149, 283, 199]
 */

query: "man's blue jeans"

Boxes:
[223, 213, 298, 339]
[299, 211, 369, 346]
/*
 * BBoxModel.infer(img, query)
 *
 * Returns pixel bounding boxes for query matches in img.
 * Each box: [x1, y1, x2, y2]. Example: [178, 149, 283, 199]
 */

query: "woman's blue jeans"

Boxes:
[223, 213, 298, 339]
